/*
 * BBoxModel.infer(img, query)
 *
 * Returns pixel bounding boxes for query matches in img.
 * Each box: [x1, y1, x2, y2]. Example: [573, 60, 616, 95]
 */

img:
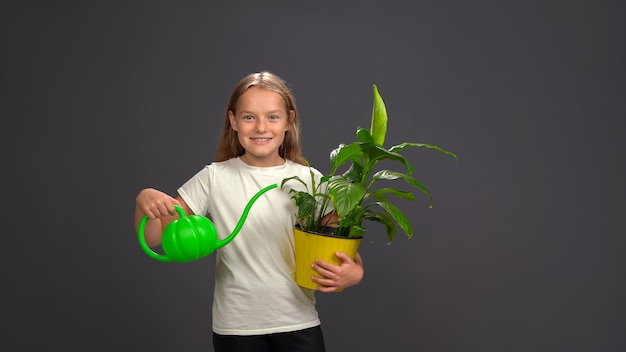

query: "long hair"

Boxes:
[215, 71, 306, 165]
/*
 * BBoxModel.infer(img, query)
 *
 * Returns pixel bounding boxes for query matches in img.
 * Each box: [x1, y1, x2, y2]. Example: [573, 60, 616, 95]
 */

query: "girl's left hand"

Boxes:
[310, 252, 364, 292]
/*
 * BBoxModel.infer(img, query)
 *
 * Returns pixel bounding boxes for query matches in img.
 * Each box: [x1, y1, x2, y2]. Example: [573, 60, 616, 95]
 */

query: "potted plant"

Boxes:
[281, 84, 458, 290]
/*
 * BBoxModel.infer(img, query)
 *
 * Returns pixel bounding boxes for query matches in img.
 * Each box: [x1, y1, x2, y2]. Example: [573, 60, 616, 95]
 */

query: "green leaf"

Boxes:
[364, 144, 414, 174]
[342, 161, 364, 183]
[356, 127, 374, 143]
[370, 84, 388, 147]
[330, 143, 364, 173]
[376, 200, 413, 238]
[373, 170, 433, 205]
[293, 192, 317, 219]
[328, 176, 366, 218]
[348, 224, 366, 238]
[389, 142, 458, 162]
[369, 187, 416, 202]
[280, 175, 308, 191]
[364, 212, 397, 243]
[336, 207, 365, 237]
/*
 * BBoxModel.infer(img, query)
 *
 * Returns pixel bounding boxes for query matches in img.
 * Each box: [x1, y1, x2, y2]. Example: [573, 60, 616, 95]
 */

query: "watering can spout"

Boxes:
[215, 183, 278, 249]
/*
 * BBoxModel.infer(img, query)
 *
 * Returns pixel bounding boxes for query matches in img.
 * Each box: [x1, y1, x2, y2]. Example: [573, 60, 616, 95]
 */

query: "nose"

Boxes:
[255, 117, 268, 132]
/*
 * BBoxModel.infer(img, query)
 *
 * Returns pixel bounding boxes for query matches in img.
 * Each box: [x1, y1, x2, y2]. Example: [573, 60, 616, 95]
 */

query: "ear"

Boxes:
[228, 110, 237, 131]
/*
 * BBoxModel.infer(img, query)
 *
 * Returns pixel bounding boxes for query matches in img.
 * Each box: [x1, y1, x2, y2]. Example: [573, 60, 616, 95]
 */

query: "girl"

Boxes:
[134, 71, 364, 352]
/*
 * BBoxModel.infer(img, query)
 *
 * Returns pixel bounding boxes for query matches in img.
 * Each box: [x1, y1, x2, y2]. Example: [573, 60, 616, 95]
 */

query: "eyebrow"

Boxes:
[239, 110, 284, 115]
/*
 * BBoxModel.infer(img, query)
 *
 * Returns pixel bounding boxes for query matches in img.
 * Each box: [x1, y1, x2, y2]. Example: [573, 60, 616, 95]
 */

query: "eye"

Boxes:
[269, 114, 280, 120]
[242, 115, 254, 121]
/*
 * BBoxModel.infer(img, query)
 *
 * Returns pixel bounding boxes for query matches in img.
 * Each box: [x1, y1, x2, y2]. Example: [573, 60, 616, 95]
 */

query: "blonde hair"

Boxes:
[215, 71, 306, 165]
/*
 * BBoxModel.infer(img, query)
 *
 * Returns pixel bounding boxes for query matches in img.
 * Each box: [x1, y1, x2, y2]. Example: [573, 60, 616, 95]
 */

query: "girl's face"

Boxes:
[228, 86, 293, 167]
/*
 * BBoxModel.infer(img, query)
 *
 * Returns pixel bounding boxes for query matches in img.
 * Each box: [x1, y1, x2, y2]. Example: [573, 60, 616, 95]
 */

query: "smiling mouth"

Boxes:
[251, 138, 272, 142]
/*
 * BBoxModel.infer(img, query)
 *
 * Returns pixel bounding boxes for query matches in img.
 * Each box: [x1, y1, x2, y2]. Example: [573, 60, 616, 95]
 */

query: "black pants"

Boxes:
[213, 325, 326, 352]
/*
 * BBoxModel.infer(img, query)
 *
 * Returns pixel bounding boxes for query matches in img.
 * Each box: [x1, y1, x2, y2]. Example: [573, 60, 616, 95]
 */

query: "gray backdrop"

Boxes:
[3, 1, 625, 351]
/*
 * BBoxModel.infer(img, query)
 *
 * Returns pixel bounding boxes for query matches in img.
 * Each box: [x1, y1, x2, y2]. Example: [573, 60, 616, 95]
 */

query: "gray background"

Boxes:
[3, 1, 625, 351]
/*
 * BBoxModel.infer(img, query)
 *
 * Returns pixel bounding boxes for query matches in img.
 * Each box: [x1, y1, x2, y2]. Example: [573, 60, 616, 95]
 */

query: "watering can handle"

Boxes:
[137, 205, 187, 262]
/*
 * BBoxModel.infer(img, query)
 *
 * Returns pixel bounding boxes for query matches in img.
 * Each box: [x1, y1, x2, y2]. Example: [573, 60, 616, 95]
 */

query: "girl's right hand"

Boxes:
[136, 188, 181, 220]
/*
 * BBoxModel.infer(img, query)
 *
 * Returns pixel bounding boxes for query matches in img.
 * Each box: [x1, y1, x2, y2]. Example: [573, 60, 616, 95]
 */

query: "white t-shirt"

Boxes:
[178, 157, 326, 335]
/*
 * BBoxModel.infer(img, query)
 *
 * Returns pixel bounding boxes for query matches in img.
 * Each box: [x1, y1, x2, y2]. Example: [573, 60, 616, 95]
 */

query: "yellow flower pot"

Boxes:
[293, 226, 362, 291]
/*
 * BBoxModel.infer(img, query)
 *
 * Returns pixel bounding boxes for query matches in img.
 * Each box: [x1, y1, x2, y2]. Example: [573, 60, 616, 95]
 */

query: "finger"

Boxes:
[167, 197, 184, 216]
[311, 262, 336, 279]
[311, 264, 332, 282]
[334, 252, 354, 264]
[315, 279, 343, 293]
[316, 285, 340, 293]
[144, 210, 157, 220]
[140, 205, 158, 220]
[310, 276, 338, 292]
[313, 258, 340, 272]
[157, 203, 171, 218]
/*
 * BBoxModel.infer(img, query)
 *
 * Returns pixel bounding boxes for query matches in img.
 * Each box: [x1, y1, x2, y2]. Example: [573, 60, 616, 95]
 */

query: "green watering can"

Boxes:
[138, 184, 277, 263]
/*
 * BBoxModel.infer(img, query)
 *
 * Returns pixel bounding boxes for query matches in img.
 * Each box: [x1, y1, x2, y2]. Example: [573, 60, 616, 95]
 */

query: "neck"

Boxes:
[239, 154, 285, 167]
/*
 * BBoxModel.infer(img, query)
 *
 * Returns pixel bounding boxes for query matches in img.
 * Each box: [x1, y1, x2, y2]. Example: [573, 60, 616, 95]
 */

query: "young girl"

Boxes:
[134, 71, 364, 352]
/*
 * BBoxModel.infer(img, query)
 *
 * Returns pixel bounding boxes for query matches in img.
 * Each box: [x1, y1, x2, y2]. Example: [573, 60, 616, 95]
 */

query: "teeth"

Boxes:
[253, 138, 271, 142]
